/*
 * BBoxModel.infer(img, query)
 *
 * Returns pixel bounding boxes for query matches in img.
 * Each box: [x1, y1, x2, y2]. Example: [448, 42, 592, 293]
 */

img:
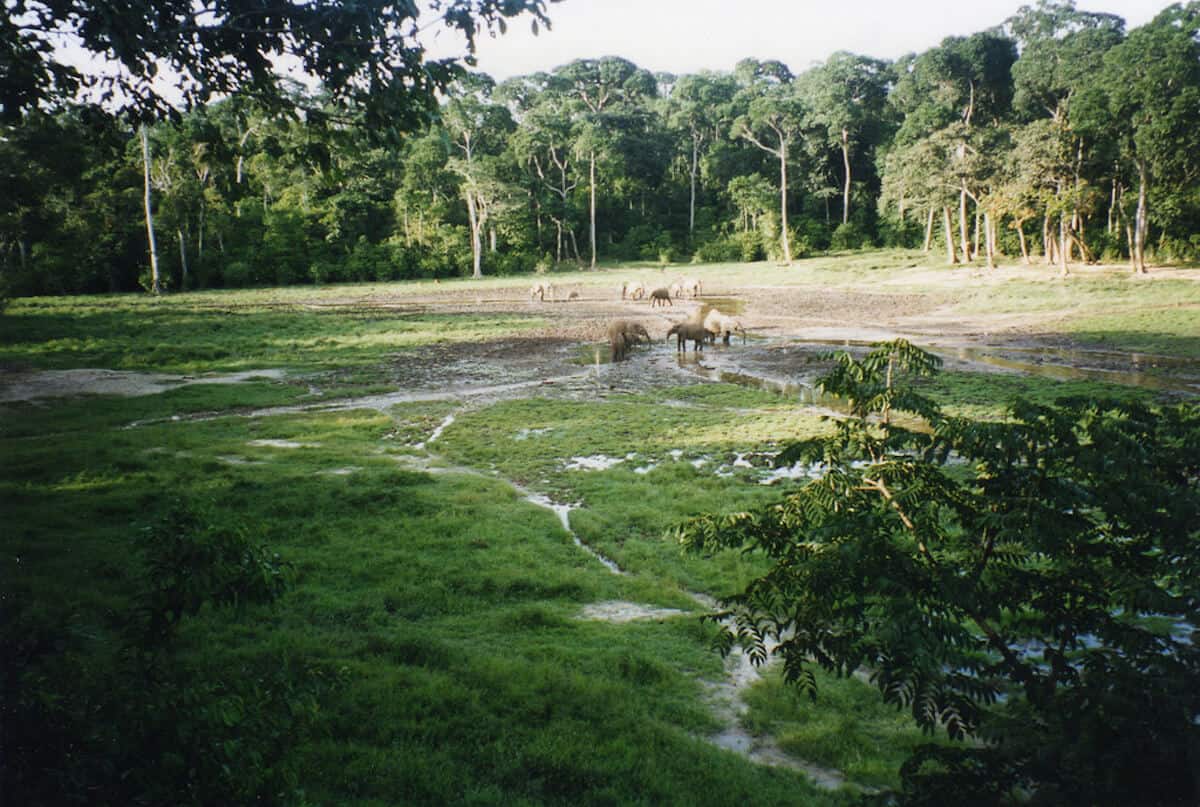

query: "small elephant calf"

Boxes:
[649, 288, 673, 307]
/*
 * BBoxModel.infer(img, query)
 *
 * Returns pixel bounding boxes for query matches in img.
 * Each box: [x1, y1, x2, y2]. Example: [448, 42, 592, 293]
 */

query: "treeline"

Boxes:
[3, 1, 1199, 296]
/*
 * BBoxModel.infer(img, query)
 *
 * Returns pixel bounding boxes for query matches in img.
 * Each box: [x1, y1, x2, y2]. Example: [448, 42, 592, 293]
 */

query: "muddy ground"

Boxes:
[3, 276, 1199, 403]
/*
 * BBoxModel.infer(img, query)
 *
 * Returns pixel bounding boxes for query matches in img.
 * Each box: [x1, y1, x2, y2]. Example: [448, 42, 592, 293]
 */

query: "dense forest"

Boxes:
[3, 1, 1200, 296]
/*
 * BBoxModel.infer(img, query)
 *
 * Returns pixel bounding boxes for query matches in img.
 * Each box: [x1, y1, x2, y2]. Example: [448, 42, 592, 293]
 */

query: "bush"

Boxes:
[829, 221, 872, 251]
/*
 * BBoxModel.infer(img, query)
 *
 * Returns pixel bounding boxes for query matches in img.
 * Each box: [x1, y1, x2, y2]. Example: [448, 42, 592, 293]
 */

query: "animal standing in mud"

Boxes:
[621, 281, 646, 300]
[648, 288, 673, 307]
[667, 322, 707, 352]
[680, 277, 702, 298]
[607, 319, 651, 361]
[703, 310, 747, 345]
[530, 281, 555, 302]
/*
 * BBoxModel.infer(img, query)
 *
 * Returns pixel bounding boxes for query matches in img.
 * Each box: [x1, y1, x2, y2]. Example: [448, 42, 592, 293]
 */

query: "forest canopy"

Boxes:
[3, 1, 1200, 295]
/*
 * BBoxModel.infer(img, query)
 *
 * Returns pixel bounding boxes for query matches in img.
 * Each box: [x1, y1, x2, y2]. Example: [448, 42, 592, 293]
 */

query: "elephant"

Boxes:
[680, 277, 702, 298]
[668, 281, 683, 298]
[703, 310, 747, 345]
[608, 319, 651, 361]
[567, 290, 580, 301]
[667, 321, 707, 352]
[622, 280, 646, 300]
[530, 281, 556, 301]
[649, 287, 673, 307]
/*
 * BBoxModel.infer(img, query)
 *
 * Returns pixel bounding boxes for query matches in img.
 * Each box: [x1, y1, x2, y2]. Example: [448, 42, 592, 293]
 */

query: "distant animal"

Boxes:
[649, 288, 673, 307]
[530, 281, 556, 301]
[607, 319, 651, 361]
[567, 290, 580, 301]
[703, 310, 747, 345]
[680, 277, 702, 298]
[669, 281, 683, 298]
[667, 322, 707, 352]
[622, 280, 646, 301]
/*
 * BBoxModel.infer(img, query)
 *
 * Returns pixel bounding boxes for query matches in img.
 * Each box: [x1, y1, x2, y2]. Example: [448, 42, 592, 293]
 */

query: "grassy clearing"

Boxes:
[4, 250, 1196, 803]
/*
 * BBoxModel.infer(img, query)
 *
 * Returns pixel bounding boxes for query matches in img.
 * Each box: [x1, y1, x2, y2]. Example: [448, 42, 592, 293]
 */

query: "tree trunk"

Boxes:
[689, 131, 699, 238]
[841, 127, 851, 225]
[985, 212, 997, 269]
[465, 189, 482, 279]
[1125, 221, 1137, 273]
[943, 206, 957, 265]
[141, 125, 161, 294]
[923, 207, 934, 253]
[1042, 213, 1053, 265]
[779, 143, 791, 265]
[1133, 159, 1148, 274]
[1015, 219, 1030, 264]
[959, 180, 970, 262]
[178, 228, 188, 289]
[1058, 212, 1069, 277]
[589, 149, 597, 269]
[973, 209, 982, 260]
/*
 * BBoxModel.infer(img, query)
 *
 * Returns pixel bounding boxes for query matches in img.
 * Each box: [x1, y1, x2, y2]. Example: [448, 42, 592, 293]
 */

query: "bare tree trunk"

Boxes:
[489, 228, 496, 253]
[841, 127, 851, 225]
[140, 125, 161, 294]
[779, 144, 792, 264]
[689, 131, 699, 237]
[1125, 222, 1137, 273]
[959, 180, 970, 261]
[568, 228, 581, 264]
[1058, 212, 1070, 277]
[983, 212, 996, 269]
[1015, 219, 1030, 264]
[973, 209, 982, 260]
[1042, 213, 1053, 265]
[1133, 160, 1148, 274]
[17, 238, 28, 271]
[178, 228, 188, 289]
[943, 206, 957, 265]
[923, 207, 934, 253]
[465, 189, 482, 279]
[589, 149, 597, 270]
[1108, 175, 1117, 234]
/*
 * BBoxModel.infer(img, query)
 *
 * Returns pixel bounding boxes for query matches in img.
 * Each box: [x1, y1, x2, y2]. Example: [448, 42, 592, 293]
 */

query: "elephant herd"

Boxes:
[525, 274, 743, 360]
[621, 276, 701, 302]
[609, 308, 747, 361]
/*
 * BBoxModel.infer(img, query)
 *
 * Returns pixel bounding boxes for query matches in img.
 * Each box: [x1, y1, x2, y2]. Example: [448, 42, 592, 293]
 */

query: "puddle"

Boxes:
[322, 466, 361, 475]
[564, 454, 625, 472]
[577, 601, 688, 623]
[943, 345, 1200, 393]
[514, 427, 553, 440]
[216, 455, 264, 466]
[247, 439, 320, 449]
[700, 296, 747, 316]
[0, 367, 287, 402]
[413, 413, 456, 449]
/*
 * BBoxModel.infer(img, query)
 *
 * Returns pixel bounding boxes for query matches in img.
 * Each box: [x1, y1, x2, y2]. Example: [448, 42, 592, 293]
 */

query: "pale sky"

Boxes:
[424, 0, 1168, 80]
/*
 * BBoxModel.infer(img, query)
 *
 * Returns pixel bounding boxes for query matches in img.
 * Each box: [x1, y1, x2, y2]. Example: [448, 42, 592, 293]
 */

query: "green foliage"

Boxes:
[136, 500, 290, 643]
[679, 339, 1200, 803]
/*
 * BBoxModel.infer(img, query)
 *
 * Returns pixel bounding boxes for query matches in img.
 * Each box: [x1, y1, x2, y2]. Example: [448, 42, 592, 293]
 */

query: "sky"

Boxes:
[423, 0, 1168, 80]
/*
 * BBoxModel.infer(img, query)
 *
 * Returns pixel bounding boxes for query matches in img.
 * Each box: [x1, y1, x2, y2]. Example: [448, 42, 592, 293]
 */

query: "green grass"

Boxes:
[742, 668, 954, 790]
[4, 250, 1196, 804]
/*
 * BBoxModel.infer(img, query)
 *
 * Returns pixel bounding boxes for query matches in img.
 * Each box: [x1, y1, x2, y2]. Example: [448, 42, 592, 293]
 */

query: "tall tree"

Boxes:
[553, 57, 657, 268]
[443, 75, 516, 278]
[733, 81, 808, 264]
[798, 52, 891, 225]
[666, 72, 738, 239]
[1079, 5, 1200, 272]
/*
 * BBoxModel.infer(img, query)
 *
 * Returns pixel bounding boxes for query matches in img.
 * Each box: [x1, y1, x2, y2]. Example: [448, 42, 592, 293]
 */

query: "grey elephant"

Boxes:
[667, 321, 707, 352]
[649, 287, 673, 307]
[608, 319, 651, 361]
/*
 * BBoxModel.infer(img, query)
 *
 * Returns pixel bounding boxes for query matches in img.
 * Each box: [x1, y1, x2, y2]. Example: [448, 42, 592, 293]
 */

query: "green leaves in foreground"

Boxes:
[677, 339, 1200, 805]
